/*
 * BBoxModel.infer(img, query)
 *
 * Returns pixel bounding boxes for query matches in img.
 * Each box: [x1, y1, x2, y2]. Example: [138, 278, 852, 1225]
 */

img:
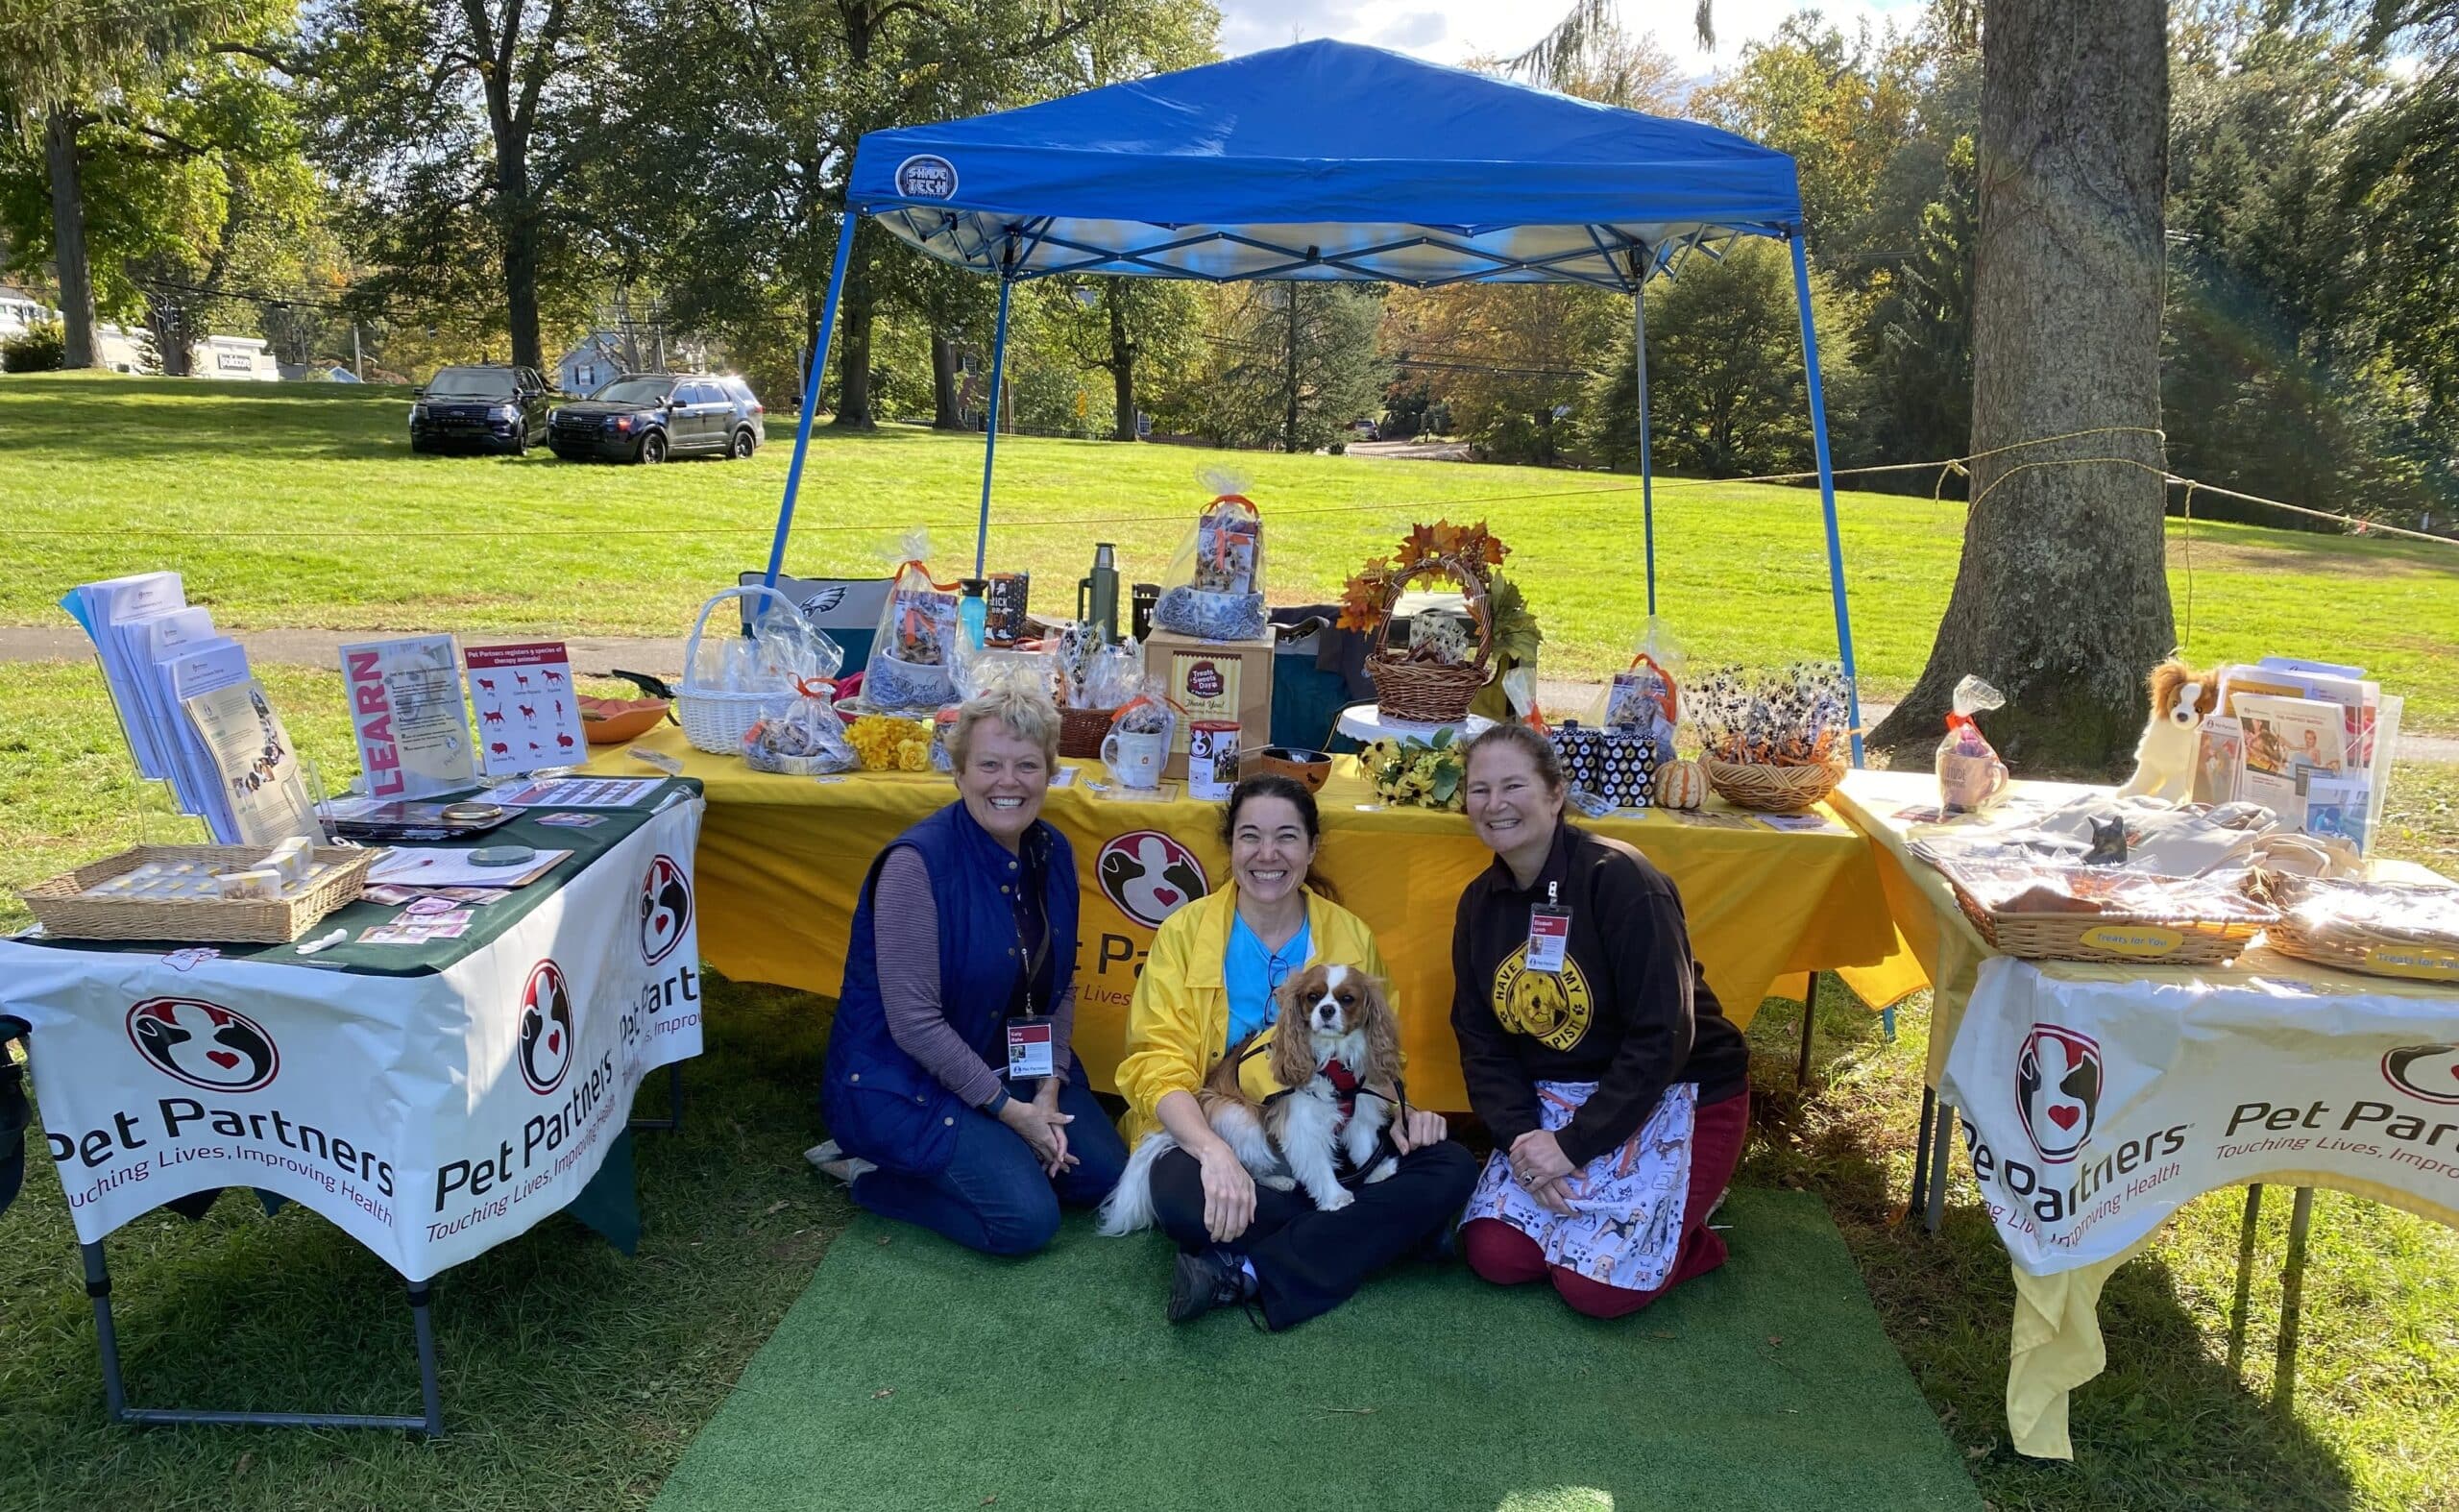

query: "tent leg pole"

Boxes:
[1634, 292, 1656, 617]
[975, 278, 1014, 579]
[765, 214, 857, 589]
[1789, 232, 1862, 767]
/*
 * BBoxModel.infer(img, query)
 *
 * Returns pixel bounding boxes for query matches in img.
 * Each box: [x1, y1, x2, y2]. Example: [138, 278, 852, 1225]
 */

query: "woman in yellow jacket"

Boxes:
[1114, 774, 1476, 1329]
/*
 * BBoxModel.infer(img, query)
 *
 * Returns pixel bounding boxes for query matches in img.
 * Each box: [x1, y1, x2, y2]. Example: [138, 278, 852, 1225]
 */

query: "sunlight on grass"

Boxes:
[3, 374, 2452, 728]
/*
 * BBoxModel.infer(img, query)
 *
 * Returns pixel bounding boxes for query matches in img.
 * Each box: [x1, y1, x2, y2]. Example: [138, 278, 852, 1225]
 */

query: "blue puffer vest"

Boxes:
[820, 801, 1079, 1176]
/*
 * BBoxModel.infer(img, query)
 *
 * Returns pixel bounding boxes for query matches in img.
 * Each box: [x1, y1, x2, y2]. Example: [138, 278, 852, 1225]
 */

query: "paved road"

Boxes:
[12, 625, 2447, 762]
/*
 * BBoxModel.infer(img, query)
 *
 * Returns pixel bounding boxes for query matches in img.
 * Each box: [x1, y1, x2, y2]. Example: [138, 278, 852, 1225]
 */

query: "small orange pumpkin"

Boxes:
[1656, 758, 1707, 811]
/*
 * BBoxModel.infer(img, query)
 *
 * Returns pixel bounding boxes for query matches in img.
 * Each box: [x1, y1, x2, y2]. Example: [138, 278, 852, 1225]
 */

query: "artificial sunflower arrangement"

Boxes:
[1335, 519, 1543, 669]
[1359, 727, 1468, 811]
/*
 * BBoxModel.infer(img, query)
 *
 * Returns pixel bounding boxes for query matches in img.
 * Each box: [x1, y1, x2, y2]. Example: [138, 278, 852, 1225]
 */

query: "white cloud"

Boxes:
[1217, 0, 1928, 80]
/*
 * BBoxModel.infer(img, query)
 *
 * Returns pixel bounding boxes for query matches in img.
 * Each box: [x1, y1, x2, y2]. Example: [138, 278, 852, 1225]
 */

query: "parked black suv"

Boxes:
[408, 364, 552, 454]
[548, 373, 765, 463]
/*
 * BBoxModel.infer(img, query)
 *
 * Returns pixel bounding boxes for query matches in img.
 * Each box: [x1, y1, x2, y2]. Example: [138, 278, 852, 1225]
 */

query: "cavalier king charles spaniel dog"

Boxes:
[1098, 963, 1403, 1235]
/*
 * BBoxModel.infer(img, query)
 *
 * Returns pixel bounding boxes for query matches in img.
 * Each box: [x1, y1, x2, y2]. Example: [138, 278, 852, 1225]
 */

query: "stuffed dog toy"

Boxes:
[2116, 659, 2219, 802]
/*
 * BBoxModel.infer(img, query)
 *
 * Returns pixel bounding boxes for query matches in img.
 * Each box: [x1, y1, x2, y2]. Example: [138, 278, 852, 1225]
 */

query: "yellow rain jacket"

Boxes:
[1114, 884, 1394, 1150]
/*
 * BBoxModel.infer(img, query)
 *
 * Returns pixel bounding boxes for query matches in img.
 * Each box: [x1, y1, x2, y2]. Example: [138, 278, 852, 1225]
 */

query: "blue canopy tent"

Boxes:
[764, 38, 1862, 757]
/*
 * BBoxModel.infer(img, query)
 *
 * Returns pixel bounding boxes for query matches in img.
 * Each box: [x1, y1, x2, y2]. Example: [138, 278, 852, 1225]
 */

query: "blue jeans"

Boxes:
[850, 1076, 1128, 1256]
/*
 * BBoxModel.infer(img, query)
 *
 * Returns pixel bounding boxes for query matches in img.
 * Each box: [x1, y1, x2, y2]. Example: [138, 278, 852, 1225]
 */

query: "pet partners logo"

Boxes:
[640, 853, 693, 966]
[2382, 1043, 2459, 1107]
[1096, 831, 1208, 929]
[127, 997, 280, 1093]
[518, 961, 576, 1096]
[2016, 1024, 2102, 1164]
[895, 154, 959, 199]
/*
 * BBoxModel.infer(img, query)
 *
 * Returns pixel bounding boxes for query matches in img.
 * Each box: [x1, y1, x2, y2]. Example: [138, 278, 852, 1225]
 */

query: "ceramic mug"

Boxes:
[1101, 726, 1168, 790]
[1188, 719, 1241, 799]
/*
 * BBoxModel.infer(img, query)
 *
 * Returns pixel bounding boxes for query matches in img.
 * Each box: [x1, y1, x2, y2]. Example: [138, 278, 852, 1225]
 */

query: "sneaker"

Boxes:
[1166, 1249, 1254, 1324]
[806, 1140, 876, 1184]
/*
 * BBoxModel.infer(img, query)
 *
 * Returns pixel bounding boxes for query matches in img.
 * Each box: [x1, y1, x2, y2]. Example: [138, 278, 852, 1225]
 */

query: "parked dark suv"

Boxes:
[408, 364, 552, 453]
[548, 373, 765, 463]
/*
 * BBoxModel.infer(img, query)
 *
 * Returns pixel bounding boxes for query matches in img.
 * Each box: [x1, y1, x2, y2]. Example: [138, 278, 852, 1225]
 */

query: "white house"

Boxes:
[0, 285, 55, 340]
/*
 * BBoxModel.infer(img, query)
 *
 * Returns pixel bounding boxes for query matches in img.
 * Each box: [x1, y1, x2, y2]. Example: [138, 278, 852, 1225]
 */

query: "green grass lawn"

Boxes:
[2, 375, 2458, 1510]
[3, 373, 2453, 730]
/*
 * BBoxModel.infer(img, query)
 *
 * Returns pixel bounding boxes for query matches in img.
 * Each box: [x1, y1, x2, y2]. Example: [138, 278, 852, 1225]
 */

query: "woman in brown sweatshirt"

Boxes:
[1449, 723, 1751, 1318]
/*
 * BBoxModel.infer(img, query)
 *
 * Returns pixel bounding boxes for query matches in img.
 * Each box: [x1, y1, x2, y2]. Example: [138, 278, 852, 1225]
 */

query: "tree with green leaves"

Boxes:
[0, 0, 278, 368]
[1037, 278, 1203, 441]
[1175, 281, 1387, 453]
[301, 0, 615, 372]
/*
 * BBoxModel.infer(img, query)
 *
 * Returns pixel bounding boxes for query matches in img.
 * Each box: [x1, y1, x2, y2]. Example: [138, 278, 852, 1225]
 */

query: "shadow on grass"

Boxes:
[0, 972, 844, 1512]
[1745, 984, 2364, 1512]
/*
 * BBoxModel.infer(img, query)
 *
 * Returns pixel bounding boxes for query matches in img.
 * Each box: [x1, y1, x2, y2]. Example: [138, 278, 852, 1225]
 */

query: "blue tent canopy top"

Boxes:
[768, 38, 1861, 759]
[847, 39, 1805, 289]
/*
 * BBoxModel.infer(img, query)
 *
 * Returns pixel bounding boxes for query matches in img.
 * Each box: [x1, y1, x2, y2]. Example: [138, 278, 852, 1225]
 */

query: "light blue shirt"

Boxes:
[1225, 912, 1311, 1049]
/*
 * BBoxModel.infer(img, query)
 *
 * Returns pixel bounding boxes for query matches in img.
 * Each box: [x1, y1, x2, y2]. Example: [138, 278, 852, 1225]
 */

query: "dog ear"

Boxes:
[1359, 973, 1403, 1083]
[1268, 1005, 1317, 1090]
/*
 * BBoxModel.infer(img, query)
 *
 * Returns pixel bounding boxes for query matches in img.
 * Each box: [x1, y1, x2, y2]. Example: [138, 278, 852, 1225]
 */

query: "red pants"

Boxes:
[1462, 1088, 1749, 1319]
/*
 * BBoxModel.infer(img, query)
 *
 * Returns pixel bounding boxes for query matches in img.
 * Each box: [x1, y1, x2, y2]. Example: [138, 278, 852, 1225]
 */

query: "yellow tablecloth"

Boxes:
[1830, 768, 2459, 1459]
[592, 726, 1916, 1110]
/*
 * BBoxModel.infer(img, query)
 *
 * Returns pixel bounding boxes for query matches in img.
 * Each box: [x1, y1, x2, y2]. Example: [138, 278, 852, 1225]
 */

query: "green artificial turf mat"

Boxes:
[650, 1188, 1980, 1511]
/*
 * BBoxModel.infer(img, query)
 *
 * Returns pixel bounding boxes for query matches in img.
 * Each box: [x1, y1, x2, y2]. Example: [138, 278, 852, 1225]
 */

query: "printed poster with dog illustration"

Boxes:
[466, 642, 588, 777]
[0, 798, 705, 1280]
[1939, 955, 2459, 1278]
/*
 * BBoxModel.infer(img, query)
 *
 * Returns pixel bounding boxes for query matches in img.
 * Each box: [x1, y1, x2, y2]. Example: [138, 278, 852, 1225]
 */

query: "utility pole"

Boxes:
[353, 322, 363, 380]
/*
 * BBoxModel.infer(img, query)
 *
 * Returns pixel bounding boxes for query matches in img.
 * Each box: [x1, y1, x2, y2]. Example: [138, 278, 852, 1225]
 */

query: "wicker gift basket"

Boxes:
[1364, 557, 1493, 724]
[1701, 755, 1845, 815]
[678, 584, 811, 755]
[2253, 869, 2459, 982]
[1058, 704, 1120, 760]
[22, 844, 379, 944]
[1940, 861, 2277, 967]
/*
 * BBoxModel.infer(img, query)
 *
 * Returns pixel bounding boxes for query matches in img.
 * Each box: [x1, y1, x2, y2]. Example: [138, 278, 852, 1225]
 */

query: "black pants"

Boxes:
[1150, 1140, 1478, 1330]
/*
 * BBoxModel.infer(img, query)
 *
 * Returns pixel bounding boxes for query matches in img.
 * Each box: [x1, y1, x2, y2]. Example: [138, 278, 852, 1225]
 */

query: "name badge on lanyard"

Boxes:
[1527, 882, 1570, 975]
[1006, 1016, 1057, 1080]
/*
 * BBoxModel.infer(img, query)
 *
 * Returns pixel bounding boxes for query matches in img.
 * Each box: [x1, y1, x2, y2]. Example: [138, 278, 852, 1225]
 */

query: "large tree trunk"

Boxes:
[1108, 293, 1137, 441]
[832, 259, 875, 428]
[44, 110, 100, 371]
[1866, 0, 2172, 776]
[498, 138, 543, 371]
[931, 331, 964, 428]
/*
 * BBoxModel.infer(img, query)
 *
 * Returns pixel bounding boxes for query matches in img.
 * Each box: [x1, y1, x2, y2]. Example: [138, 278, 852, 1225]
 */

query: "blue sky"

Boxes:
[1215, 0, 1930, 78]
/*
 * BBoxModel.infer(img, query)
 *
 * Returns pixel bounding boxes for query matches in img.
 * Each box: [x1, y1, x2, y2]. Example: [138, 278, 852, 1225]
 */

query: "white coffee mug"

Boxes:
[1101, 727, 1167, 789]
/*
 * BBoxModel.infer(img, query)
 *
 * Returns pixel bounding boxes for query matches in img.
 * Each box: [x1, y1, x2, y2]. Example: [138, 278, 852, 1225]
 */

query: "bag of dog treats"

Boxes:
[1597, 617, 1685, 750]
[864, 530, 962, 712]
[1936, 674, 2010, 815]
[1152, 472, 1266, 642]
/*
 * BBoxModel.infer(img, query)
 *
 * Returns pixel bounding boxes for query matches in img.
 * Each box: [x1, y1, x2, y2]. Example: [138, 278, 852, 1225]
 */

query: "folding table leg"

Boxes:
[1795, 972, 1822, 1086]
[81, 1237, 442, 1433]
[2227, 1183, 2264, 1373]
[1924, 1097, 1957, 1234]
[1908, 1085, 1937, 1223]
[2274, 1186, 2316, 1413]
[629, 1061, 685, 1133]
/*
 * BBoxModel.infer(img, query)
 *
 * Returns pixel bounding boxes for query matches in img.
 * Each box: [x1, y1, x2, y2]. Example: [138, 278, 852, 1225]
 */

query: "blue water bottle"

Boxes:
[958, 577, 988, 650]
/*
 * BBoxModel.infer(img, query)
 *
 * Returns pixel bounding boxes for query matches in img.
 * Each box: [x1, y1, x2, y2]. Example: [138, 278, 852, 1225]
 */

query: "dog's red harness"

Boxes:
[1320, 1059, 1360, 1119]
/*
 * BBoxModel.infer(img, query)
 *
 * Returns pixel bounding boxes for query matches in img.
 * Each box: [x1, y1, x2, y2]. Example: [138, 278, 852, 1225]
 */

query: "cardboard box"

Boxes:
[1147, 625, 1276, 780]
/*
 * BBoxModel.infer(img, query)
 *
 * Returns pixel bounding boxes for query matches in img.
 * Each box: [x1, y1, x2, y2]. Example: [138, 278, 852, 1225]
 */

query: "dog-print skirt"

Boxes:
[1462, 1080, 1697, 1293]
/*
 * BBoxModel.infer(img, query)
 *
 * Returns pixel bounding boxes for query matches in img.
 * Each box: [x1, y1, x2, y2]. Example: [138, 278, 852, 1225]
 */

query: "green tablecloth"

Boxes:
[37, 776, 702, 974]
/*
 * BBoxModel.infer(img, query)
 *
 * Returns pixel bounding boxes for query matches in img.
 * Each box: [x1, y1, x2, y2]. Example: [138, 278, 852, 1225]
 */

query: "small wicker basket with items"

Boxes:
[22, 841, 378, 944]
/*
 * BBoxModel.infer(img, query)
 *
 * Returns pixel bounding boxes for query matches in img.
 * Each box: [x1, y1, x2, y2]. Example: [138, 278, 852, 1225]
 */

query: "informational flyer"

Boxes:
[340, 636, 475, 798]
[182, 679, 325, 845]
[489, 775, 663, 809]
[465, 642, 588, 777]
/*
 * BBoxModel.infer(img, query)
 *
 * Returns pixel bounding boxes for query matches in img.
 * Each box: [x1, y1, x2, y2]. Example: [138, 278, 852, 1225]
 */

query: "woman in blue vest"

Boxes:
[815, 685, 1128, 1254]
